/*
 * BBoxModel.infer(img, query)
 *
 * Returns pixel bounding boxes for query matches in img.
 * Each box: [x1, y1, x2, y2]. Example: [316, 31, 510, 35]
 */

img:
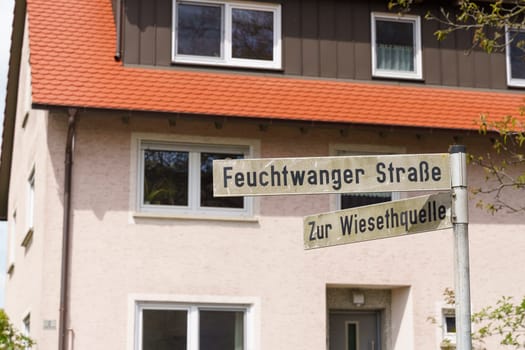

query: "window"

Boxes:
[335, 150, 399, 210]
[341, 191, 392, 209]
[346, 321, 359, 350]
[442, 309, 456, 345]
[371, 13, 422, 79]
[506, 28, 525, 87]
[27, 169, 35, 230]
[22, 169, 35, 248]
[172, 0, 282, 69]
[136, 303, 249, 350]
[23, 314, 31, 350]
[7, 211, 16, 273]
[139, 141, 251, 217]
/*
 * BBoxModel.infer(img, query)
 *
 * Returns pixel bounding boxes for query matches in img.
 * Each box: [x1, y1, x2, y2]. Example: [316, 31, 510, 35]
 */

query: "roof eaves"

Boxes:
[0, 0, 27, 220]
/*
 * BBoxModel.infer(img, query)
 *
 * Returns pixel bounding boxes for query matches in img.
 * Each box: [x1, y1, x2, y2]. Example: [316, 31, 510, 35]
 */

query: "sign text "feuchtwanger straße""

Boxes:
[213, 154, 451, 196]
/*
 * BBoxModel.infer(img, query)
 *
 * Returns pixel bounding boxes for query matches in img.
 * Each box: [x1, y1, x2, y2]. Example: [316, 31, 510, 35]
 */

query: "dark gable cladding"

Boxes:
[122, 0, 507, 90]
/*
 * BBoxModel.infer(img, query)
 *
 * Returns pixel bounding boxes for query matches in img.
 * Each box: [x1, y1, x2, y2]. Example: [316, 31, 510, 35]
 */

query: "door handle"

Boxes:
[371, 340, 375, 350]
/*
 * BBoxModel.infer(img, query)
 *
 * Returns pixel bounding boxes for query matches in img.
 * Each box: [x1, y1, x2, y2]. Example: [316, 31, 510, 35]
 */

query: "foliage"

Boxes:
[384, 1, 525, 347]
[436, 289, 525, 349]
[472, 296, 525, 349]
[0, 309, 34, 349]
[387, 0, 525, 214]
[469, 115, 525, 214]
[388, 0, 525, 54]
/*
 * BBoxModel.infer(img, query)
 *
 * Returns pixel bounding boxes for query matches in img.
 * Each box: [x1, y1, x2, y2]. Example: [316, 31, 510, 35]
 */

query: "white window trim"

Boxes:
[22, 311, 31, 350]
[129, 294, 259, 350]
[22, 313, 30, 334]
[132, 133, 259, 220]
[27, 167, 35, 232]
[371, 12, 423, 80]
[505, 26, 525, 87]
[172, 0, 282, 69]
[7, 210, 16, 272]
[330, 144, 406, 211]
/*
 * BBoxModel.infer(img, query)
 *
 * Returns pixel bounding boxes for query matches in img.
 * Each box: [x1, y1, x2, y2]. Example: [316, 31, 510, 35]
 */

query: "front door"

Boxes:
[329, 310, 381, 350]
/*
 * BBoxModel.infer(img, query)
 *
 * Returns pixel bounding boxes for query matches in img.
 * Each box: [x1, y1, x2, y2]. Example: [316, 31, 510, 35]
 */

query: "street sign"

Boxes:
[214, 147, 471, 349]
[303, 192, 452, 249]
[213, 153, 450, 197]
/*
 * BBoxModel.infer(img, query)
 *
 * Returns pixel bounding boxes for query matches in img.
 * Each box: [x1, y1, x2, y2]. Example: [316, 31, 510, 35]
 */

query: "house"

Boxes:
[1, 0, 524, 349]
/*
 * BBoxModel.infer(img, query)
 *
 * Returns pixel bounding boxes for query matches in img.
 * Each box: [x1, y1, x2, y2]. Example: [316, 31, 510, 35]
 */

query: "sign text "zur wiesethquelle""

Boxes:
[213, 154, 451, 196]
[304, 192, 452, 249]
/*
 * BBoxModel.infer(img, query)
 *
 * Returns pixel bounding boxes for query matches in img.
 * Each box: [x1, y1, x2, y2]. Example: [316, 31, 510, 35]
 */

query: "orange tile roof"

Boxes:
[27, 0, 524, 131]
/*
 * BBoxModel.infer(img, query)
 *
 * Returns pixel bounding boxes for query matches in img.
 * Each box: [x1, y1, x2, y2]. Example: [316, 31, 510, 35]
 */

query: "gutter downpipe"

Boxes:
[59, 108, 77, 350]
[115, 0, 122, 61]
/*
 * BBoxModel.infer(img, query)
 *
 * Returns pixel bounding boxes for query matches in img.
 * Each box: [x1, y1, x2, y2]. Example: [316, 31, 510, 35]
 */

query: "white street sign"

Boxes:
[303, 192, 452, 249]
[213, 153, 450, 196]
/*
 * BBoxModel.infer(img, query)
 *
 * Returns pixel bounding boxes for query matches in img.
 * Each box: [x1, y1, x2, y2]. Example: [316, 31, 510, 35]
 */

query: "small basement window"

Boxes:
[442, 308, 456, 345]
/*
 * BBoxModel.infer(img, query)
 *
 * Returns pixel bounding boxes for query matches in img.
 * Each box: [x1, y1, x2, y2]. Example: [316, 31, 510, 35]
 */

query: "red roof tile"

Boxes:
[26, 0, 524, 130]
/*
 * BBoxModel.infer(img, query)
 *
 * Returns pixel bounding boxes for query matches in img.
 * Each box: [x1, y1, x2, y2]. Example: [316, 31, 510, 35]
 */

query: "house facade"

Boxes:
[1, 0, 524, 349]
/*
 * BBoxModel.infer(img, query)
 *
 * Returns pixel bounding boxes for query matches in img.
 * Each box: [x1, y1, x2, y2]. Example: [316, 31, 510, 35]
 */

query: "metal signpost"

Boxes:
[450, 145, 472, 350]
[212, 147, 471, 349]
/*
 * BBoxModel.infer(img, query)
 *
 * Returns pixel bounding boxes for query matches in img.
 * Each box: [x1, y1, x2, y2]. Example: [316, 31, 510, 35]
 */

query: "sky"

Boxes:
[0, 0, 15, 307]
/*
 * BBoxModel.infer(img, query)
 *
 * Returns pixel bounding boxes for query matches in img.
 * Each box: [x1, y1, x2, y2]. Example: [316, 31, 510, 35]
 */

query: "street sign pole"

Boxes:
[450, 145, 472, 350]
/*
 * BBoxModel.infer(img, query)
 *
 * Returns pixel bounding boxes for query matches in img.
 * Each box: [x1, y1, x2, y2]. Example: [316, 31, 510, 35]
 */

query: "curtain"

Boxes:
[377, 44, 414, 72]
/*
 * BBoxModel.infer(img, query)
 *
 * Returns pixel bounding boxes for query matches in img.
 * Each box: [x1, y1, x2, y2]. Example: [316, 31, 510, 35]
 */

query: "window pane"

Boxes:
[142, 310, 187, 350]
[200, 152, 244, 209]
[232, 8, 274, 61]
[200, 310, 244, 350]
[28, 171, 35, 229]
[143, 150, 189, 206]
[510, 31, 525, 79]
[445, 316, 456, 333]
[177, 3, 222, 57]
[23, 314, 30, 335]
[376, 20, 414, 72]
[347, 323, 357, 350]
[341, 192, 392, 209]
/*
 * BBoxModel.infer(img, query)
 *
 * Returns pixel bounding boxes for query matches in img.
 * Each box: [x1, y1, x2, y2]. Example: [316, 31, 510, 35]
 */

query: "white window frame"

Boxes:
[22, 313, 31, 350]
[8, 210, 16, 272]
[505, 26, 525, 87]
[371, 12, 422, 80]
[138, 140, 253, 218]
[135, 301, 253, 350]
[27, 168, 35, 231]
[172, 0, 282, 69]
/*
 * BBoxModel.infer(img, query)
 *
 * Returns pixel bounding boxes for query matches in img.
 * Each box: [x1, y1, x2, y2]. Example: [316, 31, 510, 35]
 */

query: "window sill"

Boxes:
[172, 57, 283, 71]
[507, 81, 525, 88]
[133, 211, 259, 223]
[21, 228, 34, 248]
[372, 72, 424, 81]
[440, 340, 456, 350]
